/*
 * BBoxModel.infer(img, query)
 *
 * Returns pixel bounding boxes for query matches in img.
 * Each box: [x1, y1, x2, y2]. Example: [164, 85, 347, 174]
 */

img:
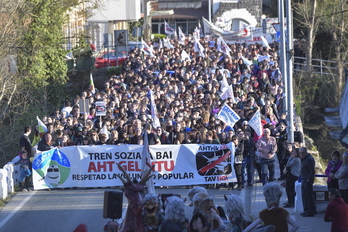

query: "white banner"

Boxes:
[32, 144, 236, 190]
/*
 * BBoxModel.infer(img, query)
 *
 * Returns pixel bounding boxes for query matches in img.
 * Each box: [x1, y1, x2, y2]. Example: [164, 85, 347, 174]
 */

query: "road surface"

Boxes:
[0, 186, 237, 232]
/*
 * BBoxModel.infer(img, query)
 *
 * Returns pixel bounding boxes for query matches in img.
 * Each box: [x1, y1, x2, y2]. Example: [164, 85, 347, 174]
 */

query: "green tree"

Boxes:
[19, 0, 69, 83]
[17, 0, 71, 112]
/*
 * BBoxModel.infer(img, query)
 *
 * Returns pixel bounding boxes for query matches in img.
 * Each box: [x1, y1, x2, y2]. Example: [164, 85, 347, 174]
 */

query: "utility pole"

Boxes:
[280, 0, 294, 143]
[286, 0, 294, 143]
[280, 0, 288, 117]
[143, 0, 151, 40]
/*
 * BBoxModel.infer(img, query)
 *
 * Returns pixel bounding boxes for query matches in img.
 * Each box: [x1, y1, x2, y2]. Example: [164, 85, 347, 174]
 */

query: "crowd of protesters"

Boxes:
[15, 35, 348, 232]
[23, 35, 305, 189]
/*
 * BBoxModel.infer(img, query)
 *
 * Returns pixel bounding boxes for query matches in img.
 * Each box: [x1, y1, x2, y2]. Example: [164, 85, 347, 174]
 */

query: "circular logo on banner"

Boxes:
[33, 149, 71, 187]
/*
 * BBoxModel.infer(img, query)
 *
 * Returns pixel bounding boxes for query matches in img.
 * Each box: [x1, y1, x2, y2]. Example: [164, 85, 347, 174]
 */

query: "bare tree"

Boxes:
[328, 0, 348, 103]
[0, 1, 33, 164]
[293, 0, 322, 79]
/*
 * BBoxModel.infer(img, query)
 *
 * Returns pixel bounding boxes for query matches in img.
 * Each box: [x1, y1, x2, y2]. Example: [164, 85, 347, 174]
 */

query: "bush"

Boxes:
[106, 66, 122, 76]
[152, 34, 167, 40]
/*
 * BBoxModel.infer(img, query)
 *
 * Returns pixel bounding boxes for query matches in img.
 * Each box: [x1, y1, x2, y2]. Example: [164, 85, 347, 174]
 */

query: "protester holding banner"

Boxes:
[38, 133, 55, 151]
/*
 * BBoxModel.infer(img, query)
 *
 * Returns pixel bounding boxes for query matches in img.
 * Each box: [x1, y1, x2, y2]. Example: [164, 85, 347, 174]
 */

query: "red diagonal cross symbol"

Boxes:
[198, 151, 231, 175]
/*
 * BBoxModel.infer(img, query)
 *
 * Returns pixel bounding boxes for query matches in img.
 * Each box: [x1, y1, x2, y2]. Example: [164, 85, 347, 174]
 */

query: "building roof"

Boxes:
[157, 0, 202, 9]
[151, 1, 208, 20]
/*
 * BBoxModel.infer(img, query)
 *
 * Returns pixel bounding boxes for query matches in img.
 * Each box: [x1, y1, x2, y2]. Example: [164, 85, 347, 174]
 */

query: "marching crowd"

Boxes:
[22, 36, 292, 188]
[17, 36, 348, 232]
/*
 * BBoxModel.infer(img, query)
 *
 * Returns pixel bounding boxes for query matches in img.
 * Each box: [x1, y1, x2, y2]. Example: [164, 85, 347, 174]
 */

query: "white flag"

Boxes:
[217, 36, 231, 57]
[149, 90, 161, 129]
[194, 37, 205, 57]
[261, 35, 271, 48]
[141, 39, 155, 57]
[181, 50, 191, 61]
[101, 124, 109, 140]
[142, 39, 154, 53]
[163, 38, 174, 49]
[36, 116, 47, 133]
[220, 73, 229, 90]
[220, 74, 235, 102]
[216, 103, 240, 127]
[90, 73, 95, 94]
[164, 20, 175, 35]
[220, 85, 235, 102]
[240, 56, 253, 68]
[194, 27, 200, 40]
[178, 27, 186, 45]
[249, 110, 263, 137]
[142, 130, 155, 194]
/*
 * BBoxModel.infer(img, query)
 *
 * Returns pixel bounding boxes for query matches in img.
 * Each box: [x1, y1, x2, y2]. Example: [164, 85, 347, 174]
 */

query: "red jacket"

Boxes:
[324, 197, 348, 232]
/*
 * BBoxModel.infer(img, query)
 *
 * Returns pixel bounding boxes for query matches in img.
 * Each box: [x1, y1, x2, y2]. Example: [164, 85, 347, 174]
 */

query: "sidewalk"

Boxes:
[243, 161, 331, 232]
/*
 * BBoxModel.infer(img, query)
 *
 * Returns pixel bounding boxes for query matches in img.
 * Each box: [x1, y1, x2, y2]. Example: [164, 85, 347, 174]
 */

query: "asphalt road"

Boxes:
[0, 186, 237, 232]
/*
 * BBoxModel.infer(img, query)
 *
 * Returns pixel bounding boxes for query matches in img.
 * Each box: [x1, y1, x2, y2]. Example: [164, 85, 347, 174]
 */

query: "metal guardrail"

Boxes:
[293, 56, 339, 75]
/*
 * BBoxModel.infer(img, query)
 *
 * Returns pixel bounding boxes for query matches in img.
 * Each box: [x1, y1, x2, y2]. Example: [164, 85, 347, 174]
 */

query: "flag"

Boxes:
[163, 38, 174, 49]
[148, 90, 161, 129]
[181, 50, 191, 61]
[198, 22, 203, 37]
[36, 116, 47, 133]
[142, 129, 155, 193]
[178, 27, 186, 45]
[174, 29, 178, 39]
[101, 124, 109, 140]
[216, 103, 240, 127]
[217, 36, 231, 57]
[220, 73, 229, 90]
[220, 85, 235, 102]
[194, 37, 205, 57]
[249, 110, 263, 137]
[194, 27, 200, 40]
[159, 39, 163, 49]
[261, 35, 271, 48]
[90, 73, 95, 94]
[141, 39, 155, 57]
[142, 39, 154, 53]
[240, 56, 253, 68]
[220, 74, 235, 103]
[164, 20, 175, 35]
